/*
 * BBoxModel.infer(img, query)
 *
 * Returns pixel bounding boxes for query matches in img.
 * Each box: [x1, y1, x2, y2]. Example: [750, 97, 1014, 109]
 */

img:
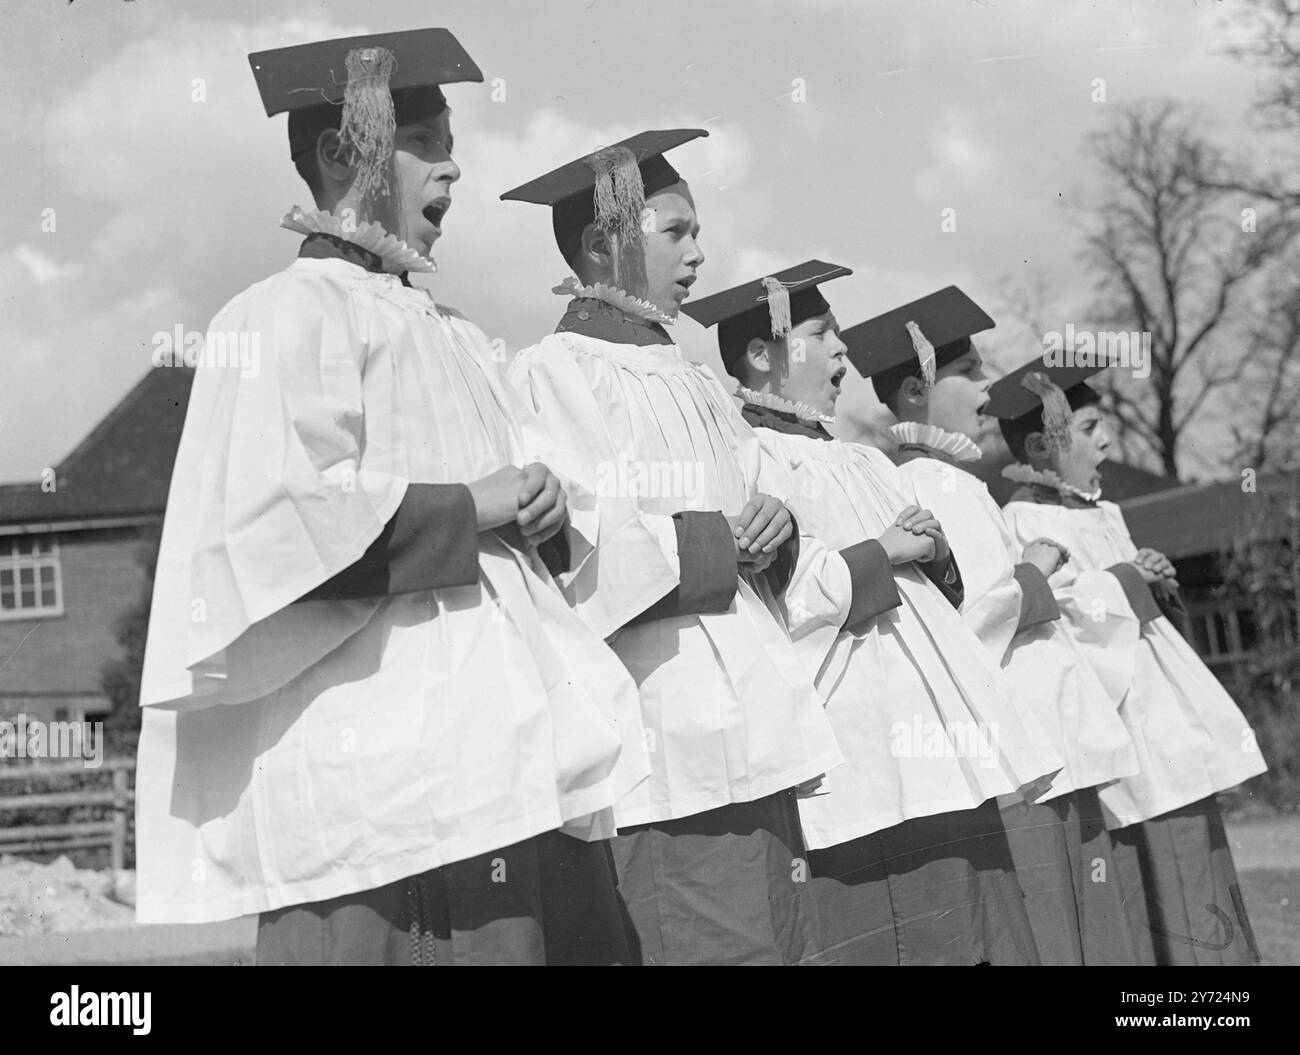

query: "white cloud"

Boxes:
[915, 110, 995, 199]
[11, 246, 83, 285]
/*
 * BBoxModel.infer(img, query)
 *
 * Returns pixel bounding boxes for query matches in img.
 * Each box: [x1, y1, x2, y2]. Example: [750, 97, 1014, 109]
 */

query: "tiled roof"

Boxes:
[0, 366, 194, 527]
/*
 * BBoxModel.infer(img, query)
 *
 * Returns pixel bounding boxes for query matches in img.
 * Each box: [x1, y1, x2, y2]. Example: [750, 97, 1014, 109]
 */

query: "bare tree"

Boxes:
[1230, 0, 1300, 139]
[1075, 101, 1298, 478]
[1225, 269, 1300, 472]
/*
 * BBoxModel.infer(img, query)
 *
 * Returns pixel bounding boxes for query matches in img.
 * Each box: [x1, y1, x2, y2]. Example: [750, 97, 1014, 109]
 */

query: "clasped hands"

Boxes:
[1132, 546, 1179, 589]
[470, 463, 567, 550]
[879, 504, 950, 565]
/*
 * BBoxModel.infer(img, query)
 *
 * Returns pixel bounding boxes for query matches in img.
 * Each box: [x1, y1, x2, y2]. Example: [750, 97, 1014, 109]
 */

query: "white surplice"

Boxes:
[135, 256, 648, 924]
[1002, 497, 1267, 827]
[508, 333, 844, 828]
[753, 429, 1064, 850]
[898, 453, 1138, 801]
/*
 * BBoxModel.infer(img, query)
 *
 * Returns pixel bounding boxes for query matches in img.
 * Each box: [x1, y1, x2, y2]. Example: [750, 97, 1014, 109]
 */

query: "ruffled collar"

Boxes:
[735, 386, 836, 425]
[1001, 463, 1102, 505]
[281, 205, 436, 275]
[551, 276, 676, 324]
[739, 400, 831, 441]
[888, 422, 982, 464]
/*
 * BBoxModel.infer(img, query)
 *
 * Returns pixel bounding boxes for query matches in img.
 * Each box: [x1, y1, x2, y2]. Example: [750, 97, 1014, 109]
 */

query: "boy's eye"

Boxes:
[411, 131, 449, 152]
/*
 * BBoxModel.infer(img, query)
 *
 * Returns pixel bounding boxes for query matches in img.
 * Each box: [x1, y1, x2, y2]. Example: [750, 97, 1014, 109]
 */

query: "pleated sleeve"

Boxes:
[506, 337, 690, 637]
[141, 269, 414, 708]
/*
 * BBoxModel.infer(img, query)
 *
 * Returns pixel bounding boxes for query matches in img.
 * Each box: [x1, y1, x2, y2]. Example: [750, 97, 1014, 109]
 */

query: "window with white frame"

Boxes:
[0, 535, 64, 618]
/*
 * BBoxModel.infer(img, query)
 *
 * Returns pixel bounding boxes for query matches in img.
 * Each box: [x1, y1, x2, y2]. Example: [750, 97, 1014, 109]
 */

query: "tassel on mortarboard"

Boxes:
[905, 321, 937, 390]
[1021, 370, 1074, 451]
[761, 276, 793, 338]
[586, 145, 646, 252]
[338, 46, 398, 208]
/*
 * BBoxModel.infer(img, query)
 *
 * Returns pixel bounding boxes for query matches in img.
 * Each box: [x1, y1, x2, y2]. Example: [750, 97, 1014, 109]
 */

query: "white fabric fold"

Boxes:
[508, 332, 844, 827]
[899, 456, 1138, 801]
[136, 257, 648, 923]
[1002, 498, 1267, 827]
[758, 431, 1064, 849]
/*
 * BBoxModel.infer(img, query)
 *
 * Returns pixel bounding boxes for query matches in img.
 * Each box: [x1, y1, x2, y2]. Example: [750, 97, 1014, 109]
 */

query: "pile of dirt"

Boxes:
[0, 855, 135, 937]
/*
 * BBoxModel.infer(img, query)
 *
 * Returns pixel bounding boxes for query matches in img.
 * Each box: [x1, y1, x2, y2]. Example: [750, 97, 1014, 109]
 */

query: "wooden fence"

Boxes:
[0, 757, 134, 870]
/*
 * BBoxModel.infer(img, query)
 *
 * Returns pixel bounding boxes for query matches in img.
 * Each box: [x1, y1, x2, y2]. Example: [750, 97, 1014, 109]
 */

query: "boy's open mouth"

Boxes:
[422, 198, 451, 229]
[831, 366, 847, 389]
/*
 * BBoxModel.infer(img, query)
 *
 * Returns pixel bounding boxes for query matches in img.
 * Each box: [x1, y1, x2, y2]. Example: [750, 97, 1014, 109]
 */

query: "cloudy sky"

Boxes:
[0, 0, 1280, 483]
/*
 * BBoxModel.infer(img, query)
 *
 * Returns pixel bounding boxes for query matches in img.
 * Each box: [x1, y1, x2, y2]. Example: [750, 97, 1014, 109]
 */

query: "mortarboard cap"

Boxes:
[249, 30, 483, 166]
[249, 29, 482, 116]
[985, 357, 1108, 454]
[842, 286, 994, 403]
[500, 129, 708, 264]
[681, 259, 853, 372]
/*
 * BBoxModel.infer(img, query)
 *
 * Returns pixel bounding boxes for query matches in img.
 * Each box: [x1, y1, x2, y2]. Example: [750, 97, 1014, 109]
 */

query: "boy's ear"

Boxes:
[1024, 429, 1050, 464]
[578, 222, 615, 271]
[316, 128, 353, 186]
[898, 374, 928, 411]
[745, 338, 772, 376]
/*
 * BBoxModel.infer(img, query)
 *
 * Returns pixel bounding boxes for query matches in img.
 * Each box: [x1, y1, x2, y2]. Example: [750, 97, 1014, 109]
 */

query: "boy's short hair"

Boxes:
[997, 384, 1100, 462]
[289, 85, 448, 195]
[869, 337, 971, 412]
[716, 288, 832, 381]
[551, 156, 684, 267]
[998, 411, 1041, 463]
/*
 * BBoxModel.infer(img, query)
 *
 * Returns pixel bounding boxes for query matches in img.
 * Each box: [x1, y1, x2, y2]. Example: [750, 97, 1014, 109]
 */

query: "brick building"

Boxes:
[0, 367, 193, 724]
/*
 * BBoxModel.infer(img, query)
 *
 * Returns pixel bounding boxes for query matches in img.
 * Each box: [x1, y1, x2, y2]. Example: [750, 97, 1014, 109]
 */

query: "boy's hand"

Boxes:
[468, 463, 566, 545]
[1134, 547, 1176, 582]
[879, 523, 936, 565]
[1132, 548, 1178, 588]
[1023, 538, 1068, 578]
[729, 494, 794, 559]
[515, 462, 567, 546]
[469, 466, 528, 531]
[891, 504, 949, 563]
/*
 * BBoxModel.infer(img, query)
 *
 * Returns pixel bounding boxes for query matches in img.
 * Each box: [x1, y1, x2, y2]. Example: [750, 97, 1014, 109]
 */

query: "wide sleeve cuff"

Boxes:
[625, 511, 738, 626]
[1107, 562, 1161, 624]
[297, 482, 479, 601]
[840, 539, 902, 634]
[1013, 562, 1062, 631]
[922, 551, 965, 610]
